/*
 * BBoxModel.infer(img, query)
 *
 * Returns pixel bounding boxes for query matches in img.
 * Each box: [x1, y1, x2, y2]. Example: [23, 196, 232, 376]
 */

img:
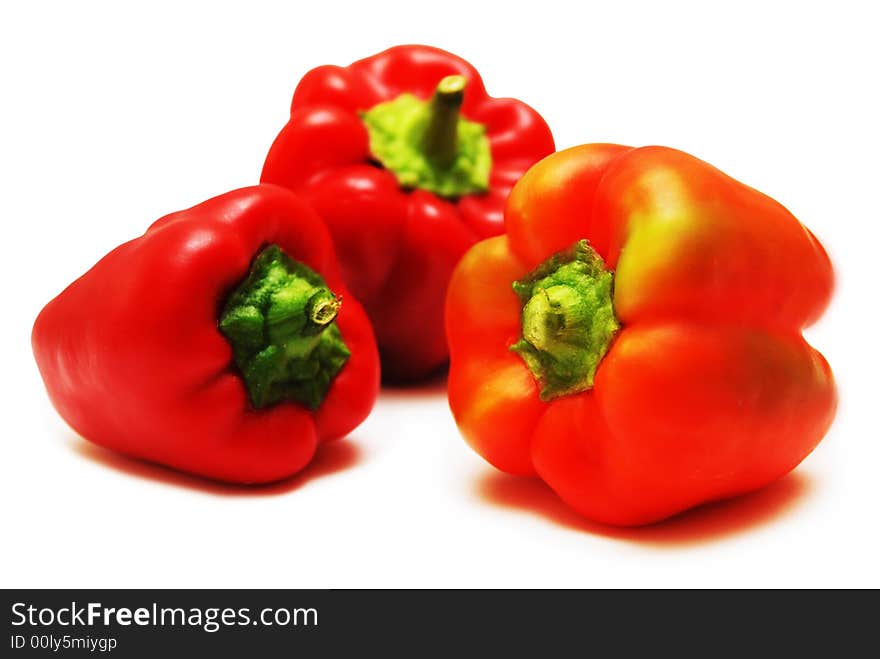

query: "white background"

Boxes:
[2, 0, 878, 588]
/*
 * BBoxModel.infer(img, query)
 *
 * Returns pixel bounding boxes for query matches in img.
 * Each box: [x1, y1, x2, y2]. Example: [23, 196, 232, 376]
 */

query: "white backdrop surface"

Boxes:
[1, 0, 877, 588]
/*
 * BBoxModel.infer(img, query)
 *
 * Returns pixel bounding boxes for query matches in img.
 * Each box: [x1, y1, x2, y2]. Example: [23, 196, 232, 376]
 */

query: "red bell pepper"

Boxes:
[33, 185, 379, 483]
[261, 45, 554, 380]
[446, 145, 837, 526]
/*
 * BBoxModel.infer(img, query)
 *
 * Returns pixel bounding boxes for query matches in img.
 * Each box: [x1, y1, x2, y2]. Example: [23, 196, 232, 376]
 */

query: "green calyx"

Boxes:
[361, 75, 491, 199]
[511, 240, 620, 402]
[219, 245, 350, 410]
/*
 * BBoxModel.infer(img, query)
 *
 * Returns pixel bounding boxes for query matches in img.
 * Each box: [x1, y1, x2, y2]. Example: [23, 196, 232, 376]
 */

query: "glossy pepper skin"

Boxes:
[261, 45, 554, 381]
[447, 144, 836, 526]
[33, 186, 379, 484]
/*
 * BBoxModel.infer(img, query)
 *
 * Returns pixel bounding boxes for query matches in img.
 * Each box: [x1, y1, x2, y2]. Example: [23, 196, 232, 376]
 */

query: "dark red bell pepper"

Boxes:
[32, 185, 379, 483]
[261, 45, 555, 380]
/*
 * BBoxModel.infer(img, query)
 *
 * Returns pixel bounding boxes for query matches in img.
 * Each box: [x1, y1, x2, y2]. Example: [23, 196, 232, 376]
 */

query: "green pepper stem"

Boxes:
[511, 240, 620, 401]
[360, 74, 490, 198]
[219, 245, 350, 410]
[305, 290, 341, 331]
[421, 75, 467, 168]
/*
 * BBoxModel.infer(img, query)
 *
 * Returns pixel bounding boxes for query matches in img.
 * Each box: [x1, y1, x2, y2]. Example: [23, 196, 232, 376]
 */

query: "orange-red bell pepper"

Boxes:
[446, 144, 837, 526]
